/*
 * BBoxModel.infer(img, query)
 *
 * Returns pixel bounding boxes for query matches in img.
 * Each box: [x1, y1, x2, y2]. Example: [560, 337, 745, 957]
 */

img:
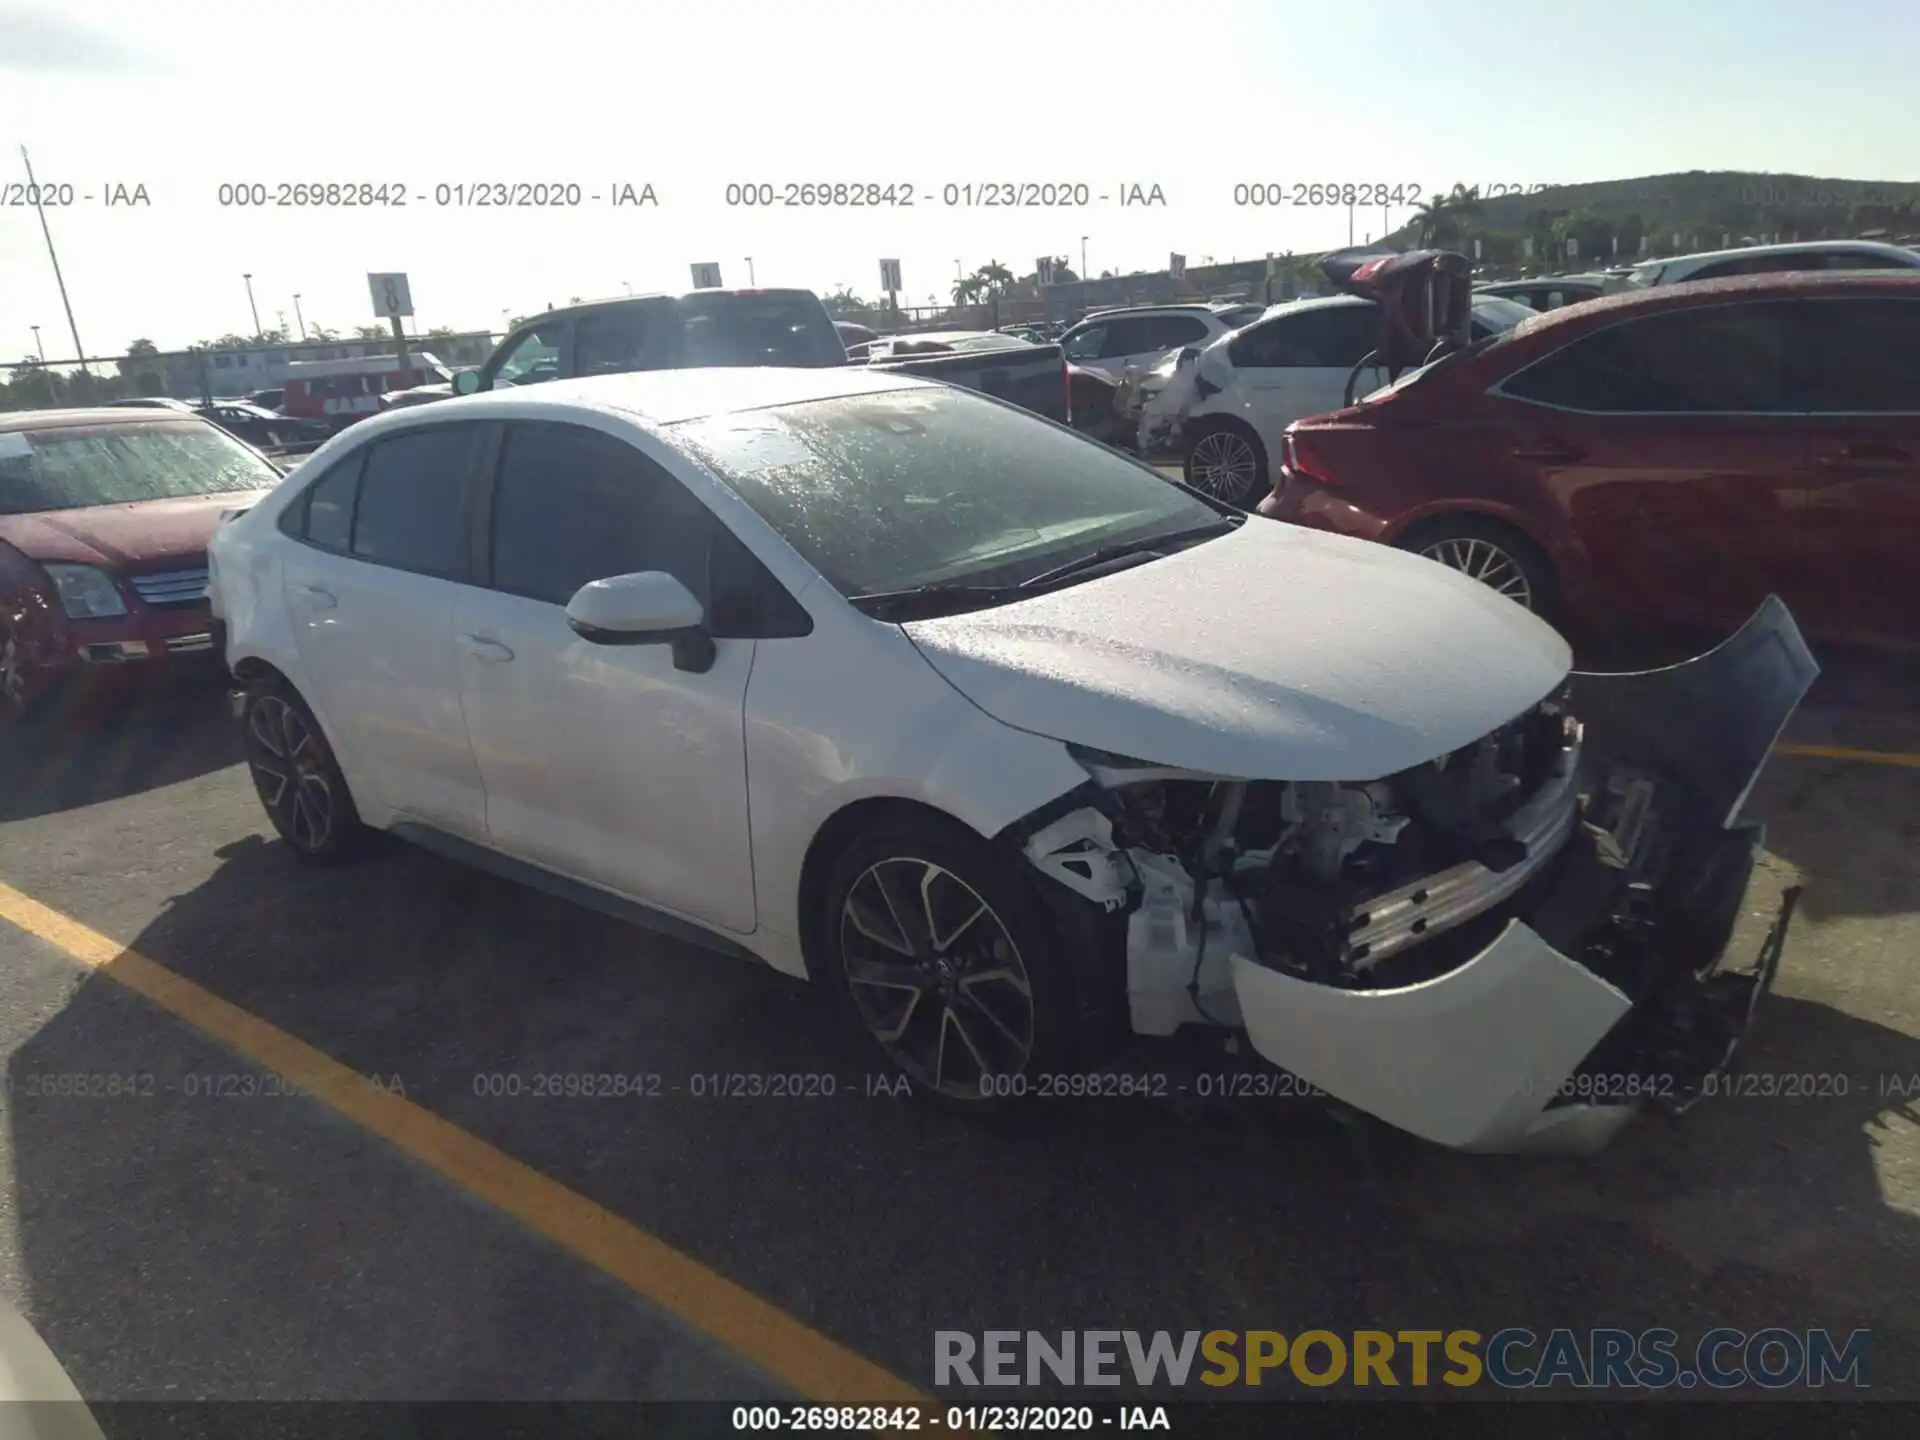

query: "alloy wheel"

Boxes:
[246, 695, 336, 852]
[1419, 536, 1535, 610]
[839, 858, 1035, 1098]
[1187, 430, 1258, 502]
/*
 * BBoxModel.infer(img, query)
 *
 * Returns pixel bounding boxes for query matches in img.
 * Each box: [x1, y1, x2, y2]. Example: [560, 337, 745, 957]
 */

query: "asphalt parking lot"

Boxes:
[0, 644, 1915, 1407]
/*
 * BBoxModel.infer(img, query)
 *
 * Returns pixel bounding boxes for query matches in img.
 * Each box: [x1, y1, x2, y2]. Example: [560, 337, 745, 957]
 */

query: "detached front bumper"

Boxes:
[1229, 597, 1818, 1154]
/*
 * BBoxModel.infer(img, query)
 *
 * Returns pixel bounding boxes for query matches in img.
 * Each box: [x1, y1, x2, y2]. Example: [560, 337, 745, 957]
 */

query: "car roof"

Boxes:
[424, 365, 930, 427]
[1642, 239, 1920, 271]
[1509, 269, 1920, 342]
[0, 407, 210, 434]
[528, 287, 826, 324]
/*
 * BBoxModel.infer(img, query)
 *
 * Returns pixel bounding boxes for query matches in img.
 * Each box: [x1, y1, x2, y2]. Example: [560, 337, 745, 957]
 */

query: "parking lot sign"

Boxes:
[1169, 253, 1186, 279]
[368, 273, 413, 319]
[691, 262, 723, 289]
[1036, 256, 1055, 286]
[879, 258, 902, 292]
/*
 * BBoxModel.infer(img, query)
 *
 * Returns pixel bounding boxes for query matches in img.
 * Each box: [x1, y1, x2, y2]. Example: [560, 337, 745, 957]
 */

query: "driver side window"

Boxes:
[491, 326, 568, 387]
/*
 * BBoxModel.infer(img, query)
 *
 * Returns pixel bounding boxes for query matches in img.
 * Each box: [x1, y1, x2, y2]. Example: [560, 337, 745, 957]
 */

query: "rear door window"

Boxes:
[674, 292, 845, 367]
[574, 304, 672, 376]
[1787, 298, 1920, 412]
[1230, 305, 1376, 368]
[1501, 302, 1788, 412]
[1061, 324, 1108, 362]
[349, 424, 484, 578]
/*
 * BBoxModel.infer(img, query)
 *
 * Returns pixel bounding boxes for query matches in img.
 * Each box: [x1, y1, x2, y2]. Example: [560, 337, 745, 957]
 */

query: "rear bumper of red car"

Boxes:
[1257, 467, 1395, 542]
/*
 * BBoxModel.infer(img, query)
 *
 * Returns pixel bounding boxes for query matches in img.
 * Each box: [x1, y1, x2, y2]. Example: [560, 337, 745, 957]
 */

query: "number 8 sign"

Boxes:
[367, 272, 413, 318]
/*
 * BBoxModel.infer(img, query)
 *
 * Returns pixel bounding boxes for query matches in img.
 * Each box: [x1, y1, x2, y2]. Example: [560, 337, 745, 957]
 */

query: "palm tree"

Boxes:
[1412, 193, 1456, 246]
[976, 259, 1015, 295]
[951, 275, 983, 305]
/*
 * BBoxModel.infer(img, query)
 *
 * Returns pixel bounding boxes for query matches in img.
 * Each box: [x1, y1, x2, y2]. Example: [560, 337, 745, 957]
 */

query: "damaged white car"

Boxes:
[210, 366, 1815, 1156]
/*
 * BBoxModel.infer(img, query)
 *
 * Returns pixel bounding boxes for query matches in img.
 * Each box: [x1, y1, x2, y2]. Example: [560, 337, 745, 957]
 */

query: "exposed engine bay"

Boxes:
[1015, 598, 1820, 1154]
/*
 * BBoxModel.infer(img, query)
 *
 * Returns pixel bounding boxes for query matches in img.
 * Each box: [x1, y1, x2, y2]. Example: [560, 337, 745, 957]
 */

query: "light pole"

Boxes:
[243, 273, 262, 338]
[1080, 236, 1088, 278]
[745, 257, 755, 285]
[30, 326, 44, 363]
[292, 294, 306, 340]
[20, 147, 87, 372]
[622, 280, 633, 295]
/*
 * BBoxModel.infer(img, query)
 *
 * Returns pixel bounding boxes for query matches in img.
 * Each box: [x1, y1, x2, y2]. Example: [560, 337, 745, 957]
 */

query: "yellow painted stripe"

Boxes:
[1774, 742, 1920, 769]
[0, 880, 927, 1408]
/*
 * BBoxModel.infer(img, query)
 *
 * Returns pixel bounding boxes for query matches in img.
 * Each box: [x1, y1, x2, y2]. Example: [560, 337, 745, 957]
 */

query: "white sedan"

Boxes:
[207, 366, 1815, 1154]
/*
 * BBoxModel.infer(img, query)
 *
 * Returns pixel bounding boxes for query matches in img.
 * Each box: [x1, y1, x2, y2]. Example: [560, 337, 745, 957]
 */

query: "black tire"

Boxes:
[237, 674, 367, 864]
[1182, 420, 1269, 507]
[817, 812, 1079, 1108]
[1396, 515, 1562, 627]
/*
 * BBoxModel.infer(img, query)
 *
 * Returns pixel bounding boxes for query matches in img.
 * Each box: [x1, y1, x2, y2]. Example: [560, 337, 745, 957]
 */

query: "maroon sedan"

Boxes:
[1260, 271, 1920, 649]
[0, 408, 281, 720]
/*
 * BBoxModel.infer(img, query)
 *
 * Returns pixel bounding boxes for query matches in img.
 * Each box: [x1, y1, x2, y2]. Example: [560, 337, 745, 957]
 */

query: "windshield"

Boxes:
[1358, 310, 1525, 405]
[671, 388, 1221, 600]
[0, 421, 280, 516]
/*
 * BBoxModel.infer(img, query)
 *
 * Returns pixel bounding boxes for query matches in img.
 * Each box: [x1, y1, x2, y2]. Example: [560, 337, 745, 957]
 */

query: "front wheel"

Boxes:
[820, 814, 1077, 1105]
[238, 677, 368, 864]
[1183, 422, 1268, 507]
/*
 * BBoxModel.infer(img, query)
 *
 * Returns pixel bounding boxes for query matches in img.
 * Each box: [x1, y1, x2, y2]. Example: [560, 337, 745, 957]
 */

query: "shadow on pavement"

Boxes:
[0, 681, 236, 823]
[10, 830, 1919, 1400]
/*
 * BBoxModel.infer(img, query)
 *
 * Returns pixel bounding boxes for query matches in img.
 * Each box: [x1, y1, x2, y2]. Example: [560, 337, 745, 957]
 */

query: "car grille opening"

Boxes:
[128, 565, 210, 608]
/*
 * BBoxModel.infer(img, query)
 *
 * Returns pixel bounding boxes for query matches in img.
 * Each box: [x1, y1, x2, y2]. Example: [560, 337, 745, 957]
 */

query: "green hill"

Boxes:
[1382, 170, 1920, 267]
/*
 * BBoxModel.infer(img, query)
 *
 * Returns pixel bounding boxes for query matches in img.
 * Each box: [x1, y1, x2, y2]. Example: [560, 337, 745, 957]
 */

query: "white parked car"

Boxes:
[1619, 238, 1920, 290]
[1059, 304, 1266, 380]
[1141, 293, 1537, 504]
[208, 367, 1813, 1154]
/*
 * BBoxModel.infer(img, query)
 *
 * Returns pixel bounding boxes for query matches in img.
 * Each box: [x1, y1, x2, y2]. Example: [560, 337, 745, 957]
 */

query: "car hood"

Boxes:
[901, 519, 1572, 781]
[0, 489, 277, 568]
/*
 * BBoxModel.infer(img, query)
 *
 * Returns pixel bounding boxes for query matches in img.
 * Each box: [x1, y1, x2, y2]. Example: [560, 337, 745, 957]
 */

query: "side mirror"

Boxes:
[452, 370, 482, 396]
[565, 572, 715, 672]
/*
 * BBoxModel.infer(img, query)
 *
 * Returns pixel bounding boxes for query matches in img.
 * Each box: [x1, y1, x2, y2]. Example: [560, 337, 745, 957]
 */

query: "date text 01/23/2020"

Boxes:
[722, 182, 1166, 208]
[730, 1405, 1171, 1432]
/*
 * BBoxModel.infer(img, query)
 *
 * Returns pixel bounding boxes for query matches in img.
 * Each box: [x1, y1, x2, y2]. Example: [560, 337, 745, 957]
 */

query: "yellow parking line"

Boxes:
[1774, 742, 1920, 769]
[0, 880, 927, 1407]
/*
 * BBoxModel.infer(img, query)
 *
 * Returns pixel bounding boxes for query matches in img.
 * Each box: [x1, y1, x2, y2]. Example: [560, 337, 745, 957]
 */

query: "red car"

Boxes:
[0, 408, 282, 720]
[1260, 271, 1920, 649]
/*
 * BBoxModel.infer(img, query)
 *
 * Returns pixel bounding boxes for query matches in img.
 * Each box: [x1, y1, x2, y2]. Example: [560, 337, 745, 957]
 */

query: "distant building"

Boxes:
[163, 332, 496, 397]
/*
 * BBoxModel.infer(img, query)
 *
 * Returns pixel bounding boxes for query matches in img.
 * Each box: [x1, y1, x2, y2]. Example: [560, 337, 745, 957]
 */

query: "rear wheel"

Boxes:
[1183, 421, 1268, 507]
[819, 813, 1077, 1106]
[1399, 515, 1560, 626]
[238, 676, 367, 863]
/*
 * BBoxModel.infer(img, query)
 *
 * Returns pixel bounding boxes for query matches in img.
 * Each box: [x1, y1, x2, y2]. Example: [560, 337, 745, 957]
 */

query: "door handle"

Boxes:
[458, 634, 515, 663]
[1512, 439, 1583, 463]
[291, 584, 336, 610]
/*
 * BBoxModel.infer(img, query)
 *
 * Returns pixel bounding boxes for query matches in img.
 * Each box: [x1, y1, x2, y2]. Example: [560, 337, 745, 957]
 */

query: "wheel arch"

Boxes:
[795, 795, 991, 982]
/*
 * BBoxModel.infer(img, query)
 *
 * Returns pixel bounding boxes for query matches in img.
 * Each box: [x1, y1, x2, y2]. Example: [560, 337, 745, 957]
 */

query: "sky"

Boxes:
[2, 0, 1918, 359]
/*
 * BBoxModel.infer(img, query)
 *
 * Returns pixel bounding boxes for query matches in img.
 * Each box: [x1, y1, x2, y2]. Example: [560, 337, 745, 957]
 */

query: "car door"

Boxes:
[450, 419, 757, 933]
[277, 423, 490, 837]
[1102, 315, 1212, 379]
[1489, 300, 1805, 632]
[1781, 294, 1920, 645]
[1221, 304, 1387, 432]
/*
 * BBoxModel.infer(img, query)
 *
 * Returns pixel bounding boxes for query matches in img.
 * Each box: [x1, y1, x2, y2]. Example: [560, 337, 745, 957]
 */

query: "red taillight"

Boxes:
[1064, 365, 1073, 424]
